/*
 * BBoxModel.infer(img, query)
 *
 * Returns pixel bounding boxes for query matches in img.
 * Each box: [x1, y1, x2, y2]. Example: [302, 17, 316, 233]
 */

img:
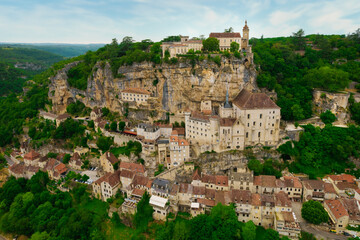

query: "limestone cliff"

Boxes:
[49, 57, 257, 119]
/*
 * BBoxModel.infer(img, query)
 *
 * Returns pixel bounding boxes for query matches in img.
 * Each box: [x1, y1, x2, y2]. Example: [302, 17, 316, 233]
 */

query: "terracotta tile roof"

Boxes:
[122, 87, 150, 95]
[44, 158, 59, 171]
[192, 186, 206, 196]
[261, 194, 275, 206]
[205, 188, 215, 199]
[328, 174, 355, 183]
[276, 179, 286, 188]
[120, 169, 135, 179]
[131, 175, 149, 187]
[325, 199, 348, 220]
[215, 191, 226, 205]
[24, 150, 40, 161]
[192, 169, 201, 181]
[170, 135, 190, 146]
[254, 175, 277, 188]
[107, 171, 121, 187]
[231, 189, 252, 204]
[171, 130, 178, 136]
[275, 191, 292, 207]
[190, 111, 210, 122]
[170, 184, 179, 196]
[336, 182, 358, 191]
[173, 128, 185, 136]
[341, 198, 360, 221]
[56, 153, 65, 161]
[71, 152, 81, 161]
[283, 176, 302, 188]
[104, 152, 119, 165]
[56, 113, 71, 120]
[146, 180, 153, 189]
[9, 163, 25, 175]
[215, 175, 228, 186]
[281, 211, 295, 223]
[26, 165, 40, 173]
[209, 32, 241, 38]
[202, 174, 216, 184]
[220, 118, 236, 127]
[232, 89, 280, 110]
[324, 183, 337, 194]
[54, 163, 67, 175]
[119, 162, 145, 174]
[303, 180, 324, 190]
[179, 183, 193, 194]
[132, 188, 145, 197]
[252, 193, 261, 206]
[197, 198, 215, 207]
[94, 172, 112, 185]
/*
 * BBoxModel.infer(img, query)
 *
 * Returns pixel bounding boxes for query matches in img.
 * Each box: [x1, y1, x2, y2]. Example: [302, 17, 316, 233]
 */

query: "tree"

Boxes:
[224, 27, 234, 33]
[264, 228, 280, 240]
[63, 154, 71, 164]
[299, 231, 317, 240]
[133, 191, 153, 232]
[320, 110, 337, 124]
[292, 29, 306, 50]
[202, 38, 220, 52]
[301, 200, 328, 224]
[242, 221, 256, 240]
[96, 136, 114, 152]
[30, 231, 50, 240]
[110, 121, 117, 132]
[101, 107, 110, 116]
[230, 42, 240, 52]
[118, 121, 126, 132]
[248, 159, 263, 175]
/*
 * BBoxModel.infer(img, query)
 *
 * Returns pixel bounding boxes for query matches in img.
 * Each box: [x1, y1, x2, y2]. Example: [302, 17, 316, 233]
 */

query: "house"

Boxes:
[9, 163, 26, 179]
[90, 107, 102, 120]
[10, 150, 22, 164]
[44, 158, 67, 180]
[40, 111, 57, 122]
[129, 175, 150, 192]
[121, 88, 150, 105]
[169, 133, 190, 168]
[119, 162, 146, 176]
[24, 150, 40, 166]
[324, 199, 349, 233]
[151, 178, 171, 198]
[161, 36, 202, 58]
[149, 195, 169, 220]
[251, 193, 262, 225]
[229, 164, 253, 191]
[56, 113, 70, 127]
[157, 124, 173, 138]
[254, 175, 277, 194]
[231, 189, 252, 222]
[324, 182, 337, 200]
[68, 152, 82, 170]
[209, 32, 241, 51]
[274, 211, 301, 239]
[190, 202, 205, 217]
[178, 183, 193, 208]
[100, 152, 119, 173]
[157, 139, 169, 166]
[277, 176, 302, 202]
[302, 180, 325, 202]
[93, 171, 121, 201]
[137, 123, 160, 141]
[275, 191, 292, 212]
[261, 194, 276, 228]
[341, 198, 360, 226]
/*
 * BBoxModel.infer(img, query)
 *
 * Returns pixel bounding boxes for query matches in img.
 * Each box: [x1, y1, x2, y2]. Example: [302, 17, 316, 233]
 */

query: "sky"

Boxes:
[0, 0, 359, 44]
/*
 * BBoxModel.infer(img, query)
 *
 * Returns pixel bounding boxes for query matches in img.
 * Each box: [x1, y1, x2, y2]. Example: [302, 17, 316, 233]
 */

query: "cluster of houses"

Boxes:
[161, 20, 252, 58]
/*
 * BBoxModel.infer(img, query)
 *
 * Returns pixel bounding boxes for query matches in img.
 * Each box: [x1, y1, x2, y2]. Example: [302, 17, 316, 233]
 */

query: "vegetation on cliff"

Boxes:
[252, 29, 360, 121]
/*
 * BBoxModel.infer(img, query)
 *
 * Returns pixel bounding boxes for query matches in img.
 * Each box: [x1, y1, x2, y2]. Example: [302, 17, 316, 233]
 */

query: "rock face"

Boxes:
[49, 57, 257, 118]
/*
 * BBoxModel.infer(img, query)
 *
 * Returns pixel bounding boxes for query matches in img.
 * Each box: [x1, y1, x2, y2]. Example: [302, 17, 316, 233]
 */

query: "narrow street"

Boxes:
[292, 202, 348, 240]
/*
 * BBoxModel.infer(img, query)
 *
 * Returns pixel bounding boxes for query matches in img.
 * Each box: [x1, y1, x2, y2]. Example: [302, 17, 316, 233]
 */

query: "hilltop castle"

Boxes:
[162, 21, 253, 59]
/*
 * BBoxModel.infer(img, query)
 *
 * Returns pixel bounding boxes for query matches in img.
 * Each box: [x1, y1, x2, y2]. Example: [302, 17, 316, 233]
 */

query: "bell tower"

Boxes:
[242, 20, 249, 50]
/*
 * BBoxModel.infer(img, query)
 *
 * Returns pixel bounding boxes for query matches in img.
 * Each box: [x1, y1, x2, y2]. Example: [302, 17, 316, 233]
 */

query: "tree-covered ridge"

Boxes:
[278, 124, 360, 178]
[0, 46, 64, 68]
[251, 29, 360, 121]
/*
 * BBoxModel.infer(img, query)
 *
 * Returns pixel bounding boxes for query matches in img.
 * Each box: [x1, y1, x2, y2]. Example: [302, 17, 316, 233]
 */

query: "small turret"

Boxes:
[242, 20, 249, 50]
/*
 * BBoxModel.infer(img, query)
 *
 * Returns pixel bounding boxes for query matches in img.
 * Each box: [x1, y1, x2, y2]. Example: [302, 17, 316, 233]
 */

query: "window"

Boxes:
[246, 132, 248, 138]
[247, 114, 250, 119]
[253, 121, 256, 126]
[258, 132, 260, 137]
[260, 114, 262, 119]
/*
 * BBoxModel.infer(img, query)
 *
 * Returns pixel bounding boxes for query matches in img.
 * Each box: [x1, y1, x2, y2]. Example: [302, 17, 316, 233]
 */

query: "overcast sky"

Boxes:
[1, 0, 359, 44]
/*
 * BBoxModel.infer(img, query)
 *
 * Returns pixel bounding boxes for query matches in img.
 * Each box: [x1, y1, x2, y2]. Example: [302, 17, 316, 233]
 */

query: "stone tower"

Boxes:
[242, 20, 249, 50]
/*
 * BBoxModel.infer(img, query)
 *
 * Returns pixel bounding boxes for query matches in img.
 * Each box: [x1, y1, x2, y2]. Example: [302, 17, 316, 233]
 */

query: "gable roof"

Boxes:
[328, 174, 355, 183]
[122, 87, 150, 95]
[325, 199, 348, 220]
[24, 150, 40, 161]
[232, 89, 280, 110]
[254, 175, 277, 188]
[120, 169, 135, 179]
[209, 32, 241, 38]
[220, 118, 237, 127]
[54, 163, 67, 174]
[103, 152, 119, 165]
[119, 162, 145, 174]
[192, 169, 201, 181]
[56, 113, 71, 120]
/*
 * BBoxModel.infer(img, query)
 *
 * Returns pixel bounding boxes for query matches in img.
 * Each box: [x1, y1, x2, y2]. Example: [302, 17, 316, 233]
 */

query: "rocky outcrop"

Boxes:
[49, 57, 257, 118]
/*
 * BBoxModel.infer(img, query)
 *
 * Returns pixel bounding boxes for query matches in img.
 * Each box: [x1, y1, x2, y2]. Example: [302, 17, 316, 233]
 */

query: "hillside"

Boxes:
[0, 43, 105, 58]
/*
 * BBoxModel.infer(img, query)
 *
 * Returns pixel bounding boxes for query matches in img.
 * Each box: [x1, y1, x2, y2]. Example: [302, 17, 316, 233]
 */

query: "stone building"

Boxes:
[169, 132, 190, 168]
[229, 164, 253, 191]
[100, 152, 119, 173]
[209, 32, 241, 51]
[121, 87, 150, 104]
[185, 88, 280, 152]
[161, 36, 202, 58]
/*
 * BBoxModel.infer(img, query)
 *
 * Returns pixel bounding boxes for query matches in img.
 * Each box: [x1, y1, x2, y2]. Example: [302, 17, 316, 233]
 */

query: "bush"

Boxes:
[301, 200, 328, 224]
[320, 110, 337, 124]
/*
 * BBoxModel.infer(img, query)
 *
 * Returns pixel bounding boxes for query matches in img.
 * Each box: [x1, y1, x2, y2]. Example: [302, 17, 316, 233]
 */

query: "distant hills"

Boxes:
[0, 43, 105, 58]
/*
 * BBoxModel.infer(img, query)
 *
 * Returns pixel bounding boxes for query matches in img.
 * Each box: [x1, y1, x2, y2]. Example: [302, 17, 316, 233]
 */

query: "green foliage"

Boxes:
[67, 61, 92, 90]
[248, 159, 282, 178]
[110, 141, 142, 157]
[96, 136, 114, 152]
[47, 152, 58, 159]
[320, 110, 337, 124]
[118, 121, 126, 132]
[102, 107, 110, 116]
[299, 231, 317, 240]
[0, 62, 26, 96]
[301, 200, 328, 224]
[133, 191, 153, 232]
[154, 164, 165, 176]
[230, 42, 240, 52]
[242, 220, 256, 240]
[278, 124, 360, 178]
[63, 154, 71, 164]
[161, 36, 181, 42]
[110, 121, 118, 132]
[292, 29, 306, 50]
[66, 101, 87, 116]
[212, 56, 221, 67]
[29, 119, 56, 141]
[202, 38, 220, 52]
[350, 94, 360, 125]
[88, 120, 94, 129]
[54, 118, 85, 140]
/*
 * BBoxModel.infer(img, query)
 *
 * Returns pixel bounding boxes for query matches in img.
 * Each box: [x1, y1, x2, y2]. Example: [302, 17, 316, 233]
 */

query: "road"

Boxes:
[292, 202, 347, 240]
